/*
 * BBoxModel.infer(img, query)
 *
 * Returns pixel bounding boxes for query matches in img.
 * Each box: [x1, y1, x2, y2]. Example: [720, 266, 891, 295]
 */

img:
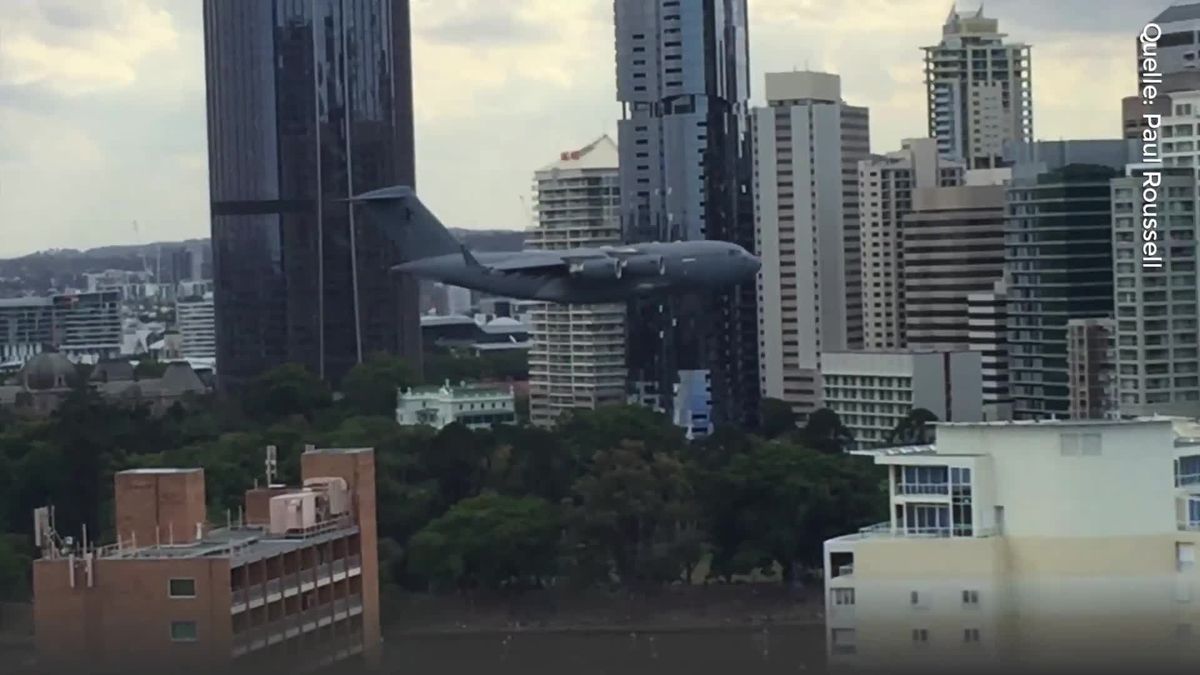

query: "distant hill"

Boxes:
[0, 229, 527, 297]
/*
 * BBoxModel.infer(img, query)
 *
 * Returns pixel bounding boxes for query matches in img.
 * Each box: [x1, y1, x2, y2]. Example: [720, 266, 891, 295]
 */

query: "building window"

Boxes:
[912, 628, 929, 644]
[169, 578, 196, 598]
[170, 621, 198, 642]
[832, 588, 855, 605]
[962, 589, 980, 605]
[964, 628, 981, 643]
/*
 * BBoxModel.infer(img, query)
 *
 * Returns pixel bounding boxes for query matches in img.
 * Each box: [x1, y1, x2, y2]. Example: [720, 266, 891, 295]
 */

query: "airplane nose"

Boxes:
[747, 254, 761, 274]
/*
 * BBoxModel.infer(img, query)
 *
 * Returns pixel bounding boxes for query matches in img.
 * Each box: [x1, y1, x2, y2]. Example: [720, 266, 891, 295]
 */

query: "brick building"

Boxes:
[32, 447, 380, 672]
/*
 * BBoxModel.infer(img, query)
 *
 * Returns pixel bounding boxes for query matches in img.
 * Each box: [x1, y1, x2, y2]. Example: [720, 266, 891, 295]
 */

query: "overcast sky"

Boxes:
[0, 0, 1163, 258]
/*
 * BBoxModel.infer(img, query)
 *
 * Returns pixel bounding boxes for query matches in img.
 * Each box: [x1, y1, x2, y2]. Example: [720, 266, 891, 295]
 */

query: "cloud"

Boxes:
[0, 0, 178, 95]
[419, 1, 550, 47]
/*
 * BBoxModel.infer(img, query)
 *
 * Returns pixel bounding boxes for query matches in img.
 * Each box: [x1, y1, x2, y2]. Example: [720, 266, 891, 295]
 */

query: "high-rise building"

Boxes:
[1066, 317, 1117, 420]
[0, 291, 122, 365]
[1111, 166, 1200, 417]
[616, 0, 757, 435]
[967, 279, 1012, 420]
[202, 0, 420, 390]
[753, 71, 870, 421]
[823, 418, 1200, 672]
[527, 137, 627, 427]
[1006, 141, 1138, 420]
[1146, 4, 1200, 75]
[903, 183, 1006, 351]
[33, 447, 381, 672]
[859, 139, 963, 350]
[177, 293, 217, 361]
[923, 5, 1032, 169]
[821, 349, 983, 449]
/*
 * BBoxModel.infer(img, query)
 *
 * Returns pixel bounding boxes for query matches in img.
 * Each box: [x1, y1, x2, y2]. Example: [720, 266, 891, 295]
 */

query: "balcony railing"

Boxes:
[837, 563, 855, 577]
[231, 555, 362, 611]
[231, 596, 364, 657]
[1178, 473, 1200, 488]
[895, 483, 950, 496]
[853, 522, 998, 539]
[1179, 521, 1200, 532]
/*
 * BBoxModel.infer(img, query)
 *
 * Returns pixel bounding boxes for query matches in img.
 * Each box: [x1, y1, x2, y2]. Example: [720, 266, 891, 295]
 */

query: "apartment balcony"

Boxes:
[895, 482, 950, 497]
[836, 522, 998, 540]
[1179, 521, 1200, 532]
[231, 555, 362, 613]
[231, 596, 364, 658]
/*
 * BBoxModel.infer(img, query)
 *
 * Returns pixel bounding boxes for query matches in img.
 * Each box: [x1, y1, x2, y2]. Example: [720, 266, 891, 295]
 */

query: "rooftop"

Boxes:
[1156, 3, 1200, 24]
[538, 135, 618, 173]
[95, 518, 357, 565]
[400, 382, 514, 399]
[937, 417, 1176, 428]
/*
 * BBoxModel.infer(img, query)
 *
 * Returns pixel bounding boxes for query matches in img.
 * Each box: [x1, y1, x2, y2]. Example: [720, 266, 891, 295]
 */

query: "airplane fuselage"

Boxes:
[396, 240, 760, 303]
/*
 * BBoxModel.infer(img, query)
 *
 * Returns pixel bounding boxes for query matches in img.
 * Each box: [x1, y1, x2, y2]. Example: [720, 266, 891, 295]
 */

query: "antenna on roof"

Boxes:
[265, 445, 278, 486]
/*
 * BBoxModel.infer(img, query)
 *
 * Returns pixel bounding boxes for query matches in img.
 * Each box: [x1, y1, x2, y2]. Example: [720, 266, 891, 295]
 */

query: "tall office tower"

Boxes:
[1111, 166, 1200, 417]
[903, 183, 1006, 350]
[616, 0, 757, 435]
[1006, 141, 1138, 420]
[202, 0, 420, 390]
[859, 139, 963, 350]
[527, 137, 627, 427]
[1146, 4, 1200, 74]
[923, 5, 1032, 169]
[753, 71, 870, 421]
[967, 280, 1011, 420]
[1066, 318, 1117, 420]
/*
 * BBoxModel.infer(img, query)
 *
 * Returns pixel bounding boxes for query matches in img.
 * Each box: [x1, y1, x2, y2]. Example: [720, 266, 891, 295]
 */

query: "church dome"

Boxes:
[20, 351, 77, 391]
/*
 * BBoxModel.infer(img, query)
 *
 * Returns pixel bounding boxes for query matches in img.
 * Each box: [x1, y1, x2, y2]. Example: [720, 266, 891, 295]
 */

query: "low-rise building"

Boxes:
[824, 418, 1200, 672]
[33, 447, 381, 672]
[822, 350, 984, 448]
[395, 381, 517, 430]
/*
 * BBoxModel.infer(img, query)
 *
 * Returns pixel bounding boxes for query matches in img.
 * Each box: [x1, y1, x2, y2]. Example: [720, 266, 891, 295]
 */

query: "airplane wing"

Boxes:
[481, 247, 643, 274]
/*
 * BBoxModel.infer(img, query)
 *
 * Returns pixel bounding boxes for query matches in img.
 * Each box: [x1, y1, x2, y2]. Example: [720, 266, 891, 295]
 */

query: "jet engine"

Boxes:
[619, 255, 666, 277]
[570, 258, 623, 280]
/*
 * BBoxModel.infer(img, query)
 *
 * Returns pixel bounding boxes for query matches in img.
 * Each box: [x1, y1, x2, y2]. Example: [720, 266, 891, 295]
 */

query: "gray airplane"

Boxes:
[351, 186, 761, 304]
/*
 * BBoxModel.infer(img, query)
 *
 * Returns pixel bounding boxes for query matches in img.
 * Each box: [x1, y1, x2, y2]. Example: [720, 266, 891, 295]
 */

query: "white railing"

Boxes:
[1178, 521, 1200, 532]
[1178, 474, 1200, 487]
[854, 522, 998, 539]
[837, 563, 855, 577]
[231, 555, 362, 610]
[895, 483, 950, 496]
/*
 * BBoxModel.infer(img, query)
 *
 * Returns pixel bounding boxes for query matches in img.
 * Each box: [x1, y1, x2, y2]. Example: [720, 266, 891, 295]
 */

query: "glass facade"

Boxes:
[203, 0, 420, 389]
[615, 0, 759, 431]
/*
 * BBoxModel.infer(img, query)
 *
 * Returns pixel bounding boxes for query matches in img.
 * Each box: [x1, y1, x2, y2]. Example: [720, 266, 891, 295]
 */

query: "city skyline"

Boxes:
[0, 0, 1156, 258]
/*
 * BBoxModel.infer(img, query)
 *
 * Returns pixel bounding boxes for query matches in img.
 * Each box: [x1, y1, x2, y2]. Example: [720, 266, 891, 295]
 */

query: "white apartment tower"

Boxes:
[754, 71, 870, 421]
[176, 293, 217, 360]
[859, 139, 963, 350]
[527, 137, 627, 427]
[923, 4, 1032, 169]
[824, 418, 1200, 672]
[1112, 165, 1200, 418]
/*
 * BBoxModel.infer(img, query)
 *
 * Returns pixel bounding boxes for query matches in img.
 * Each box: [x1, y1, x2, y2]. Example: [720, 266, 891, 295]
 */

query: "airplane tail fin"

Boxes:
[348, 186, 471, 266]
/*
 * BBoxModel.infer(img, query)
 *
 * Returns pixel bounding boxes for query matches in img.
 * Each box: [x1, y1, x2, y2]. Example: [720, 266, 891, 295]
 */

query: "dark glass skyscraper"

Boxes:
[615, 0, 759, 435]
[203, 0, 420, 388]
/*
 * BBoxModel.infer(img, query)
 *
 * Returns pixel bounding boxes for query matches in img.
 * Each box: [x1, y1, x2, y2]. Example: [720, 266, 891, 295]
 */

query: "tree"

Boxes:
[340, 353, 419, 417]
[242, 363, 332, 423]
[134, 359, 168, 379]
[760, 398, 798, 439]
[556, 405, 685, 459]
[0, 534, 30, 601]
[886, 408, 939, 446]
[565, 440, 703, 588]
[803, 408, 855, 454]
[407, 494, 561, 591]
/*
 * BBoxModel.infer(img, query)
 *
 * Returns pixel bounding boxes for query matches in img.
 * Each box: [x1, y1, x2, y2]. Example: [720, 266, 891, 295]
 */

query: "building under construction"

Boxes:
[31, 447, 380, 673]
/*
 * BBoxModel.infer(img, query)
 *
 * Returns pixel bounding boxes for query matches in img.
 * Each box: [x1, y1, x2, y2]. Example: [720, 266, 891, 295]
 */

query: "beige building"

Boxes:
[33, 447, 380, 673]
[825, 418, 1200, 672]
[753, 71, 869, 422]
[858, 139, 962, 350]
[923, 5, 1032, 169]
[527, 136, 627, 427]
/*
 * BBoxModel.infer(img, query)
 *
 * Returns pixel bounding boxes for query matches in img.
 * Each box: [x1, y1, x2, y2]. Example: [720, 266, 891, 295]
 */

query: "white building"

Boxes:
[824, 418, 1200, 672]
[859, 139, 963, 350]
[966, 280, 1011, 420]
[822, 350, 983, 448]
[395, 382, 517, 431]
[753, 71, 870, 421]
[176, 294, 216, 360]
[1112, 165, 1200, 417]
[923, 5, 1032, 169]
[527, 136, 627, 428]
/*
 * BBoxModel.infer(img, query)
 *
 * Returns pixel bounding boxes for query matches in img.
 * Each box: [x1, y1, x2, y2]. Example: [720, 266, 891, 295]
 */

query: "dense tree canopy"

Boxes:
[0, 360, 887, 602]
